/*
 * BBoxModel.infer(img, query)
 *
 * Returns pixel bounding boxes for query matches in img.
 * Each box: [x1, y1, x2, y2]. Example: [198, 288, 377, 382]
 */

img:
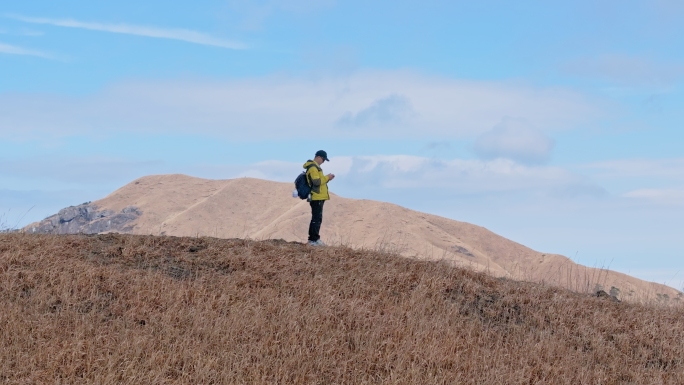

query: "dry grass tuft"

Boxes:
[2, 233, 684, 384]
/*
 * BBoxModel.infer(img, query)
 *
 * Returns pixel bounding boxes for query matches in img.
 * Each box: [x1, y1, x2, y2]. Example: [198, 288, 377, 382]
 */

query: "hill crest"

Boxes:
[25, 173, 681, 302]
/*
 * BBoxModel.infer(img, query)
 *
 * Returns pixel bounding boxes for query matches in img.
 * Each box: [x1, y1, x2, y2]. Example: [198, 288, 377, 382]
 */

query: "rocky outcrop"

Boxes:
[26, 203, 141, 234]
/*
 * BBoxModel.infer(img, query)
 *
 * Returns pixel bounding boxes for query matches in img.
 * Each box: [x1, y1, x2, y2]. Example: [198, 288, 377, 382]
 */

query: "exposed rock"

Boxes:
[451, 245, 475, 257]
[122, 206, 141, 215]
[27, 203, 141, 235]
[595, 290, 620, 302]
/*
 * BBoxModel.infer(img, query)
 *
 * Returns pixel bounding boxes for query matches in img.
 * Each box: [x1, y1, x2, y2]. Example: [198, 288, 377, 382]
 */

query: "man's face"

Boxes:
[314, 156, 325, 165]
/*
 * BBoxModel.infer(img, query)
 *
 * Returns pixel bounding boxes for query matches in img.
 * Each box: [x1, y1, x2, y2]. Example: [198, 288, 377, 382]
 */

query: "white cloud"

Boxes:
[578, 159, 684, 207]
[581, 158, 684, 180]
[624, 188, 684, 205]
[6, 14, 245, 49]
[0, 41, 53, 59]
[423, 141, 450, 151]
[233, 160, 303, 180]
[0, 157, 162, 185]
[473, 118, 554, 164]
[0, 28, 44, 36]
[563, 54, 684, 87]
[0, 71, 602, 140]
[336, 94, 416, 129]
[332, 155, 598, 196]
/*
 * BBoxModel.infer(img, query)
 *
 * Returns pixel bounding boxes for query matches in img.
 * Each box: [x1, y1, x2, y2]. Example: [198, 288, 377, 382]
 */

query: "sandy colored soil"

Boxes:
[2, 233, 684, 384]
[29, 174, 682, 302]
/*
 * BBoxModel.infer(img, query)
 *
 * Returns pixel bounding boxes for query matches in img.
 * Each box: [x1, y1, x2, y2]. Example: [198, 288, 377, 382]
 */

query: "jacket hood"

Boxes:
[303, 160, 319, 169]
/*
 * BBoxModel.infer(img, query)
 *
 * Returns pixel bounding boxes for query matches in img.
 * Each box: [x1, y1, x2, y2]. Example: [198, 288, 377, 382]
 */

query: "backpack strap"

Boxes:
[305, 163, 318, 187]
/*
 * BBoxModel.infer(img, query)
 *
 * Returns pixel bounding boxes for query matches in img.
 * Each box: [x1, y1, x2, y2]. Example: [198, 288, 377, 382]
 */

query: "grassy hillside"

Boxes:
[1, 233, 683, 384]
[25, 175, 681, 302]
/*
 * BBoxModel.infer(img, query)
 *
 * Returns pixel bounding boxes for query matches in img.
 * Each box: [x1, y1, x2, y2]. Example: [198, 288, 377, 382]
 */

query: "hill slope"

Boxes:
[2, 233, 683, 384]
[25, 174, 681, 301]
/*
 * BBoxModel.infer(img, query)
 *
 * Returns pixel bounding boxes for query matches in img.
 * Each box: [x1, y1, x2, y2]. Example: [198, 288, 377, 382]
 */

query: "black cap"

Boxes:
[315, 150, 330, 161]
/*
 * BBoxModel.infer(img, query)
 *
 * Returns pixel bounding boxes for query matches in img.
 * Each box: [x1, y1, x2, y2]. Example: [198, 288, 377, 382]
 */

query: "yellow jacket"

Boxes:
[303, 160, 330, 201]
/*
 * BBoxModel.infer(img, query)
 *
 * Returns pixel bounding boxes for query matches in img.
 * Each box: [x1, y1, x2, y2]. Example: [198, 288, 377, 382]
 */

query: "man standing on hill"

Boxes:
[303, 150, 335, 246]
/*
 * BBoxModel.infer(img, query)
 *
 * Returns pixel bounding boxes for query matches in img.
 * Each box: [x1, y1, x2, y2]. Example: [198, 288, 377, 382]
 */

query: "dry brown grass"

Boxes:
[2, 233, 684, 384]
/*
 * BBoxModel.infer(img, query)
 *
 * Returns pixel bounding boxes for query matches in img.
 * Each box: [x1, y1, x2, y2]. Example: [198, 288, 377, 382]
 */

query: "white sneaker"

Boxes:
[314, 240, 326, 246]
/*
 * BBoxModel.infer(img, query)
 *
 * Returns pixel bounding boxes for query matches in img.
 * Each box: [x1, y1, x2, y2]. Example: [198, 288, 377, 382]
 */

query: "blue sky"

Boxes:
[1, 0, 683, 288]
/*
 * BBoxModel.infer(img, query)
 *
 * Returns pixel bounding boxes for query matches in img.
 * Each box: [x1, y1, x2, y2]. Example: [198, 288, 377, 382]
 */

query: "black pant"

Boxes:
[308, 200, 324, 242]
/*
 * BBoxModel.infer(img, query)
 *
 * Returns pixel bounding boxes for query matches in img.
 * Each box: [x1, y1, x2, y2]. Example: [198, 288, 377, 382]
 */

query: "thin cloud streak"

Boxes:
[0, 41, 53, 59]
[6, 14, 245, 49]
[624, 188, 684, 205]
[580, 158, 684, 179]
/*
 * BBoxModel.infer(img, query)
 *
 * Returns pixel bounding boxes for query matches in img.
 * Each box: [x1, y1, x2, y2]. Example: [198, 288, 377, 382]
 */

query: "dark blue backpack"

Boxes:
[294, 164, 317, 200]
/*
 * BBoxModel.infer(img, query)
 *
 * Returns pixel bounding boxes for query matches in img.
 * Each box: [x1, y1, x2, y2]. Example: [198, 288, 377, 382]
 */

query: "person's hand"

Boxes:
[327, 173, 335, 181]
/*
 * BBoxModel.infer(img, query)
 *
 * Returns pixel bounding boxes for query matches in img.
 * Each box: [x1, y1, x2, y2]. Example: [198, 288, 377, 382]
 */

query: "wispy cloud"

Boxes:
[0, 156, 163, 185]
[336, 94, 417, 129]
[624, 188, 684, 205]
[0, 71, 602, 140]
[6, 14, 245, 49]
[562, 54, 684, 87]
[0, 41, 53, 59]
[580, 158, 684, 179]
[474, 118, 555, 165]
[0, 27, 45, 36]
